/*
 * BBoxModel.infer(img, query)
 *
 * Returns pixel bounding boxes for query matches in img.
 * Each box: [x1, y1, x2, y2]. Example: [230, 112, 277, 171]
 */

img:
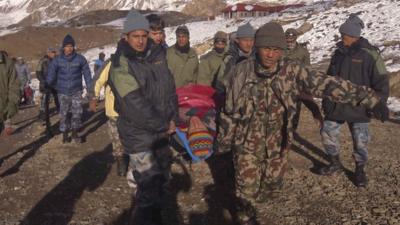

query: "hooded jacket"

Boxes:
[108, 40, 178, 153]
[47, 51, 92, 96]
[322, 37, 389, 123]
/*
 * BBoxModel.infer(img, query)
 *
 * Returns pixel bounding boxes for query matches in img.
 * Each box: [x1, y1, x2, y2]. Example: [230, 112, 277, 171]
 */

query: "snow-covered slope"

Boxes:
[225, 0, 323, 5]
[99, 0, 400, 72]
[0, 0, 332, 28]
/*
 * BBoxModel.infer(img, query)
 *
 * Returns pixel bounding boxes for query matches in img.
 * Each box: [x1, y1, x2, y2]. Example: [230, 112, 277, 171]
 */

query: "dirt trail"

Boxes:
[0, 102, 399, 225]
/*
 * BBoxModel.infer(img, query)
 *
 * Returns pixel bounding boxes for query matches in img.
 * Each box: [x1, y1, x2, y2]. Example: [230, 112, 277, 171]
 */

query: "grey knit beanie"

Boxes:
[123, 10, 150, 34]
[175, 25, 190, 36]
[255, 22, 287, 49]
[339, 13, 364, 37]
[236, 23, 255, 39]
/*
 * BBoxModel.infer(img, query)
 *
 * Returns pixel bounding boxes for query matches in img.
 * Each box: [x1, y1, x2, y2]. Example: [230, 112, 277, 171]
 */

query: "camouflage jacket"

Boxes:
[217, 58, 380, 154]
[284, 43, 310, 66]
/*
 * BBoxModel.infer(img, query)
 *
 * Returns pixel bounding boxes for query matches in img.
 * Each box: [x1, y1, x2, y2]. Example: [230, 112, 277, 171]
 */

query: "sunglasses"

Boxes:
[285, 33, 297, 38]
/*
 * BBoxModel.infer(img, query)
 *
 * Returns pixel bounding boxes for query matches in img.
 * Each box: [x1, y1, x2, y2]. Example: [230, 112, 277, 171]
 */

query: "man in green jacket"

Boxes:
[0, 50, 20, 135]
[197, 31, 228, 86]
[167, 25, 199, 87]
[284, 28, 310, 65]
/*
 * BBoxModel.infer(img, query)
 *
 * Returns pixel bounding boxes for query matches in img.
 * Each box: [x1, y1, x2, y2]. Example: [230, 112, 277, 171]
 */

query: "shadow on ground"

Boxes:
[19, 144, 113, 225]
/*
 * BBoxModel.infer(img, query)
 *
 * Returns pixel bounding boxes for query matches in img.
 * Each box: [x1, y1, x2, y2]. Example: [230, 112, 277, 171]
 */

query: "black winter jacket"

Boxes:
[322, 38, 389, 123]
[109, 41, 178, 154]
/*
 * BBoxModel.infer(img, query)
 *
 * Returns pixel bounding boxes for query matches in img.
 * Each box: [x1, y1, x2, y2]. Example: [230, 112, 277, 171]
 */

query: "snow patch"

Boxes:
[388, 97, 400, 113]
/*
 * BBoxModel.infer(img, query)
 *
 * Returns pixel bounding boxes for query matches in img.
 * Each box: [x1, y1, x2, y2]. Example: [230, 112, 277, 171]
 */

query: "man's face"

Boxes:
[236, 38, 254, 54]
[63, 44, 74, 56]
[257, 47, 283, 69]
[285, 33, 297, 45]
[126, 30, 148, 52]
[177, 33, 189, 47]
[341, 33, 359, 47]
[47, 51, 56, 59]
[214, 39, 227, 50]
[149, 29, 164, 45]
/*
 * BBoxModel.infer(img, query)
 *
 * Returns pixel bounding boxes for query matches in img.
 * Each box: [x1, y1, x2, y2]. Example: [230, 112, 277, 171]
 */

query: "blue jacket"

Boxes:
[47, 52, 92, 96]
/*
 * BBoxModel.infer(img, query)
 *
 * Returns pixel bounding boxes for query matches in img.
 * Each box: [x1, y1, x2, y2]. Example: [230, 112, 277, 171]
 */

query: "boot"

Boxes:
[317, 155, 343, 175]
[62, 131, 69, 143]
[38, 110, 46, 122]
[354, 164, 368, 187]
[71, 129, 82, 143]
[116, 154, 129, 177]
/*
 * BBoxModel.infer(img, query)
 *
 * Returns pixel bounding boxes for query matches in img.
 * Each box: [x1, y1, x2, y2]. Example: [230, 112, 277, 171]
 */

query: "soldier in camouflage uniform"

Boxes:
[284, 28, 323, 130]
[217, 22, 389, 225]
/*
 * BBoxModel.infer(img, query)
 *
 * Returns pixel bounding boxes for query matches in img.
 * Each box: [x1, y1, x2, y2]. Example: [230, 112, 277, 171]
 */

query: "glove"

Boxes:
[372, 100, 389, 122]
[39, 82, 48, 93]
[89, 99, 97, 112]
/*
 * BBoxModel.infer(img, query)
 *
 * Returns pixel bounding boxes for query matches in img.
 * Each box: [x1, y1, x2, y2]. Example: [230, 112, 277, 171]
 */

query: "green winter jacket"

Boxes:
[284, 43, 310, 66]
[0, 52, 20, 122]
[166, 45, 199, 88]
[197, 49, 225, 86]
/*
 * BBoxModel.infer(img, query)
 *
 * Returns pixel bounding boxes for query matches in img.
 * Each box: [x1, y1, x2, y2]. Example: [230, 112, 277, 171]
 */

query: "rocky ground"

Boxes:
[0, 101, 399, 225]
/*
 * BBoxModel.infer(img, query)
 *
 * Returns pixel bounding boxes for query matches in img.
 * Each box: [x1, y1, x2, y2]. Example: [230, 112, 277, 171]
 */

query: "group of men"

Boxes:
[0, 9, 390, 225]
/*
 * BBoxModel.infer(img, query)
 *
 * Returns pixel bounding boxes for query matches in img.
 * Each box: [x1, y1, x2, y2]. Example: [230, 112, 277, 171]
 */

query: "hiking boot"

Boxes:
[317, 155, 343, 175]
[116, 155, 129, 177]
[71, 129, 82, 144]
[62, 131, 69, 143]
[354, 164, 368, 187]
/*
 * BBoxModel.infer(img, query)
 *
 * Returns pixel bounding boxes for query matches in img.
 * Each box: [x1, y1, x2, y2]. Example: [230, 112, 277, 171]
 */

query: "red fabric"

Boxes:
[176, 84, 216, 109]
[24, 86, 33, 99]
[176, 84, 219, 129]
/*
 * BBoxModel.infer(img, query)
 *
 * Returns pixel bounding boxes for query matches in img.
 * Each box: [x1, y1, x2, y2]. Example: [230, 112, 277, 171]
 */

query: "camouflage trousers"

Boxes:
[58, 91, 83, 132]
[128, 143, 172, 208]
[107, 118, 123, 158]
[233, 145, 288, 223]
[321, 120, 370, 165]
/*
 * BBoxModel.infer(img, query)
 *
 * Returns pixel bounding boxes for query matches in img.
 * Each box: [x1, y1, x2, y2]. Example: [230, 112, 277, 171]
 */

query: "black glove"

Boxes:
[372, 100, 389, 122]
[39, 82, 48, 93]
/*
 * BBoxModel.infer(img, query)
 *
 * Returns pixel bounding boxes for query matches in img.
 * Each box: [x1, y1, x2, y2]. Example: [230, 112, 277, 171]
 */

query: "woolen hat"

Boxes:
[255, 22, 287, 49]
[285, 28, 298, 37]
[214, 31, 227, 41]
[236, 22, 255, 39]
[62, 34, 75, 48]
[47, 47, 57, 52]
[339, 13, 364, 37]
[123, 10, 150, 34]
[176, 25, 190, 36]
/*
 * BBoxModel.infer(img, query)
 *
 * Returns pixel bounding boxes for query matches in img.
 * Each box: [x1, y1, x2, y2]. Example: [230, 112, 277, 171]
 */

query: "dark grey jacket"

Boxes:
[109, 41, 178, 154]
[323, 38, 389, 123]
